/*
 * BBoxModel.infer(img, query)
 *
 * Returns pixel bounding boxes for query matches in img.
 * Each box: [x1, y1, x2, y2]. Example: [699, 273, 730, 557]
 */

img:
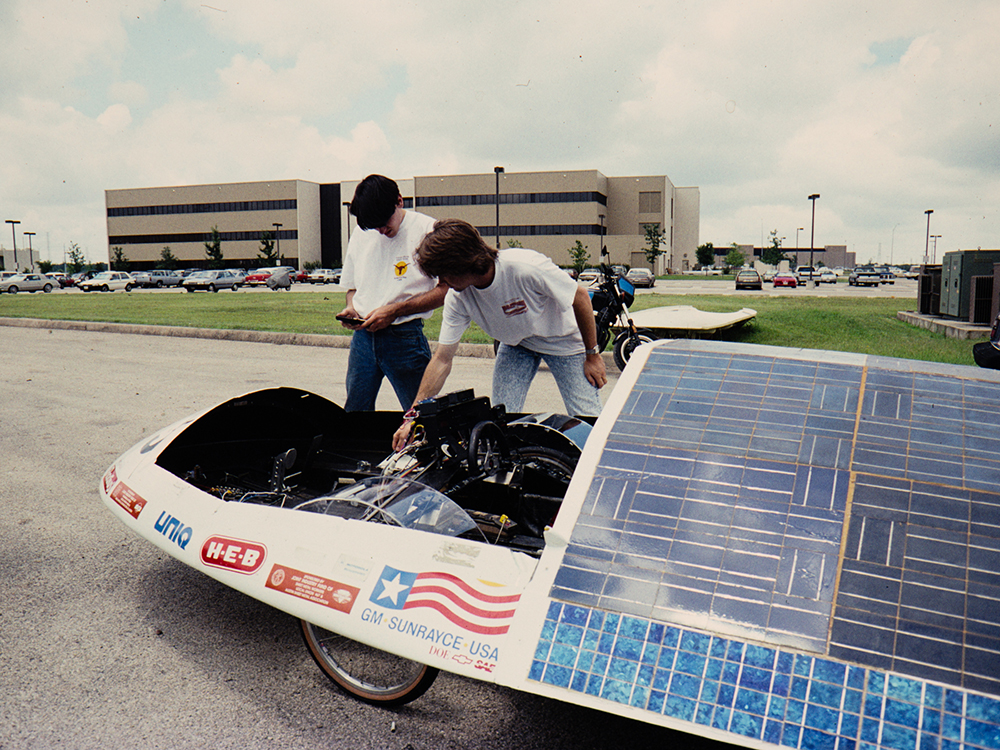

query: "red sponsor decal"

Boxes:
[265, 564, 359, 613]
[201, 536, 267, 575]
[501, 299, 527, 316]
[109, 482, 147, 519]
[103, 466, 119, 494]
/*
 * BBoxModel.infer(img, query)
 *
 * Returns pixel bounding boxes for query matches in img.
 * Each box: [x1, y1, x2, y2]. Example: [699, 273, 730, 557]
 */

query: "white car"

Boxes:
[307, 268, 341, 284]
[79, 271, 134, 292]
[819, 269, 838, 284]
[0, 273, 55, 293]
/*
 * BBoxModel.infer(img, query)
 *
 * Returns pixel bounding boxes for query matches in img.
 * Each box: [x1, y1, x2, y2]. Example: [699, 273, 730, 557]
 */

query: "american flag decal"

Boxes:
[369, 566, 520, 635]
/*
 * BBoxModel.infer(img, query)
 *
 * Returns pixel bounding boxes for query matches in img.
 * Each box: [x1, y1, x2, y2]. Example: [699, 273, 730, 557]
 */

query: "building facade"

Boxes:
[106, 169, 699, 273]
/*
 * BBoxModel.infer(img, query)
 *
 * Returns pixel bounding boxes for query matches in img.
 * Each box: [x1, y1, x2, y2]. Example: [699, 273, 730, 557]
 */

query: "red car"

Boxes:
[772, 272, 798, 288]
[244, 267, 278, 286]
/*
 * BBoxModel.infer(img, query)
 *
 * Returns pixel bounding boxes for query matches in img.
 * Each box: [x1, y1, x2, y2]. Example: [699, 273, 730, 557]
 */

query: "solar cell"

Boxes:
[531, 340, 1000, 748]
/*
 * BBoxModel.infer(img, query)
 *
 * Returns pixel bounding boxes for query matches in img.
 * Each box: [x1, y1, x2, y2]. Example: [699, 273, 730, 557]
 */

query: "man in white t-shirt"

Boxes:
[339, 175, 447, 411]
[392, 219, 606, 450]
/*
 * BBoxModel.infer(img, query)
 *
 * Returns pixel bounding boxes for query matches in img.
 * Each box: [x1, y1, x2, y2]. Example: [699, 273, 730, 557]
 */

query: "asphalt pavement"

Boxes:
[0, 324, 702, 750]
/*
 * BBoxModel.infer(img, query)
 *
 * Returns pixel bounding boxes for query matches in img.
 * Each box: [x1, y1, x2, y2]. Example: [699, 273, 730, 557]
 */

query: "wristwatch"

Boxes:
[586, 346, 601, 355]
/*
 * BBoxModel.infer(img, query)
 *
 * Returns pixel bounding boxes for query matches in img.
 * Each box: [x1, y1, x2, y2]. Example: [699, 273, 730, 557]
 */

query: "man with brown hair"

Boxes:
[393, 219, 605, 449]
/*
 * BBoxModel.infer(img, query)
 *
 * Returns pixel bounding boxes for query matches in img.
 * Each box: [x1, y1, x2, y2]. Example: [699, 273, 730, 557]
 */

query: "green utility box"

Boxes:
[940, 250, 1000, 319]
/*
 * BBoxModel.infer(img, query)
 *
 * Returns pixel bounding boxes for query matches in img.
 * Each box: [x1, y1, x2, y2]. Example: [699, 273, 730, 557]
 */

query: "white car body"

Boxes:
[79, 271, 134, 292]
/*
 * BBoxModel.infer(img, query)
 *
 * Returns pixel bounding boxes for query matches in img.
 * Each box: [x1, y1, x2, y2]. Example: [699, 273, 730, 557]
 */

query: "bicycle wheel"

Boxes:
[300, 620, 438, 706]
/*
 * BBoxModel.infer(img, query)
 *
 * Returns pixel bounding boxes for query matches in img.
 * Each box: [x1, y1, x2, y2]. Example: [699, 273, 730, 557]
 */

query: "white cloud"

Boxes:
[1, 0, 1000, 265]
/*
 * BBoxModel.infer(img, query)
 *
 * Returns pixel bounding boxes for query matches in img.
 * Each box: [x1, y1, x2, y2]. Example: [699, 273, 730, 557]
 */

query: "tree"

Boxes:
[505, 238, 523, 248]
[111, 246, 129, 271]
[761, 230, 785, 266]
[725, 244, 746, 269]
[567, 240, 590, 275]
[38, 260, 54, 273]
[642, 223, 666, 267]
[258, 230, 278, 263]
[204, 226, 225, 269]
[160, 246, 179, 269]
[696, 242, 715, 268]
[67, 242, 86, 274]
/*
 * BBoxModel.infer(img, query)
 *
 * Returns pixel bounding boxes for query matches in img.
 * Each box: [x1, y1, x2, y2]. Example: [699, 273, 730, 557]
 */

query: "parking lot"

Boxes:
[33, 275, 920, 299]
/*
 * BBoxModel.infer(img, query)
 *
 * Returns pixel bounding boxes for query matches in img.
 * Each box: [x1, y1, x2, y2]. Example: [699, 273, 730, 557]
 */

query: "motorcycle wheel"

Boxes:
[612, 328, 656, 372]
[300, 620, 438, 706]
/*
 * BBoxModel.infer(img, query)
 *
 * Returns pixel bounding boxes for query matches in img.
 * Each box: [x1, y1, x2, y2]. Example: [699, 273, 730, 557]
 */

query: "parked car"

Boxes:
[182, 270, 242, 292]
[761, 269, 776, 282]
[848, 268, 882, 287]
[734, 269, 763, 290]
[795, 265, 819, 285]
[773, 272, 798, 288]
[68, 271, 95, 287]
[0, 273, 55, 293]
[133, 269, 183, 288]
[244, 267, 280, 286]
[873, 266, 896, 284]
[290, 269, 309, 283]
[79, 271, 134, 292]
[624, 268, 655, 288]
[819, 269, 838, 284]
[577, 268, 601, 285]
[307, 268, 341, 284]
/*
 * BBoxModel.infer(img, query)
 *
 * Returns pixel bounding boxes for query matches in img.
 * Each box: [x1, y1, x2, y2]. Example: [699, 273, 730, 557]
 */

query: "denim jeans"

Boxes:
[492, 343, 603, 416]
[345, 320, 432, 411]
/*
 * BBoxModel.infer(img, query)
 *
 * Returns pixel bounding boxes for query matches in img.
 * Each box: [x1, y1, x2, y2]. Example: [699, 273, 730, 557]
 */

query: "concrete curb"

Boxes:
[0, 316, 620, 364]
[896, 311, 991, 340]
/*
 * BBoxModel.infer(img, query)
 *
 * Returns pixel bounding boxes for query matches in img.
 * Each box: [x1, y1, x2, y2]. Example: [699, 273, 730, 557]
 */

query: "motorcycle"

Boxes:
[588, 250, 656, 372]
[973, 313, 1000, 369]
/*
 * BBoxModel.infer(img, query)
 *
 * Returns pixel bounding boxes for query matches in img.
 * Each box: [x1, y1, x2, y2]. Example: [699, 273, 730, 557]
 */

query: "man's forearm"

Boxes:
[391, 283, 448, 318]
[408, 342, 458, 408]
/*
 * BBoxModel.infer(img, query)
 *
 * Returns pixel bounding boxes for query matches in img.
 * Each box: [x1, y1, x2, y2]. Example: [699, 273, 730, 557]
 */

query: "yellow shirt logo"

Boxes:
[394, 261, 408, 277]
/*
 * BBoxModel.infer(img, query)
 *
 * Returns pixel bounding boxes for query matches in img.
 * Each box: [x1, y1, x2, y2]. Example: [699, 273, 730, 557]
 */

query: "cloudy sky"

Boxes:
[1, 0, 997, 267]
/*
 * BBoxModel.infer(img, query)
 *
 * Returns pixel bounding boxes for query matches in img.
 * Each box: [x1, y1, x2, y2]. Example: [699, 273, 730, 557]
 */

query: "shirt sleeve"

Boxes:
[437, 292, 472, 345]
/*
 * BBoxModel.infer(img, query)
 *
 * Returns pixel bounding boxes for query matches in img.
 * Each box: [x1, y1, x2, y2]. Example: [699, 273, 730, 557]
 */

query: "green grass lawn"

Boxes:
[0, 289, 978, 366]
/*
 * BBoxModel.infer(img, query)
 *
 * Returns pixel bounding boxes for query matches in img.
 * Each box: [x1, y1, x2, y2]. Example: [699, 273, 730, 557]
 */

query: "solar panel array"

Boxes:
[530, 341, 1000, 749]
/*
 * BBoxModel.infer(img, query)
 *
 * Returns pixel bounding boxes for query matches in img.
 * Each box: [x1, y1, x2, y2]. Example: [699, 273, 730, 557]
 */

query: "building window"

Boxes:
[107, 198, 297, 218]
[417, 191, 607, 208]
[639, 192, 662, 214]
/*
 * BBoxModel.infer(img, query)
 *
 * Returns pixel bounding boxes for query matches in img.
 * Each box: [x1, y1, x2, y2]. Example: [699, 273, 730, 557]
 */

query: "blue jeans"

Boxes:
[492, 343, 602, 416]
[345, 320, 432, 411]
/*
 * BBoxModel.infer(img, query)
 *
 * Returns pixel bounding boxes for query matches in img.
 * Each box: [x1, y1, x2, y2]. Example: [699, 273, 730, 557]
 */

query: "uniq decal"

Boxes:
[201, 536, 266, 574]
[153, 512, 193, 550]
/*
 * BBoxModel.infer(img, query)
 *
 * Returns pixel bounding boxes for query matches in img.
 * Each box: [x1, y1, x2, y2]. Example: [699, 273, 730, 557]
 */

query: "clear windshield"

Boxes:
[295, 476, 479, 537]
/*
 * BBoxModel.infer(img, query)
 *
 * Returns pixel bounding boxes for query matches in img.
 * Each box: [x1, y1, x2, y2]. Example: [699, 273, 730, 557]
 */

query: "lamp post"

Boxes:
[931, 234, 942, 264]
[808, 194, 820, 285]
[273, 222, 282, 262]
[795, 227, 803, 255]
[494, 166, 504, 249]
[24, 231, 35, 271]
[6, 220, 20, 271]
[923, 210, 933, 265]
[890, 223, 899, 266]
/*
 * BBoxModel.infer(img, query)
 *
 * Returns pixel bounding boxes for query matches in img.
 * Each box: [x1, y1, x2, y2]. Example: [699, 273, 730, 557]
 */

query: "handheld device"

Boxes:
[336, 314, 366, 325]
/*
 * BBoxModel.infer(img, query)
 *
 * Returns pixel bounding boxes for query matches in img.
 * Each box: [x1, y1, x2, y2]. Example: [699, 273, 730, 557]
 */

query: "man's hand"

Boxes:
[392, 420, 414, 452]
[361, 303, 399, 332]
[337, 306, 365, 329]
[585, 352, 608, 388]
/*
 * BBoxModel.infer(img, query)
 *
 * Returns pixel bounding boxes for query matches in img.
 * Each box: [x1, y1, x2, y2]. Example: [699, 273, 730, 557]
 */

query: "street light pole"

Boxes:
[273, 222, 282, 262]
[5, 220, 20, 271]
[890, 223, 899, 266]
[494, 166, 504, 249]
[796, 227, 803, 254]
[923, 210, 934, 265]
[808, 194, 820, 285]
[931, 234, 942, 264]
[24, 231, 35, 271]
